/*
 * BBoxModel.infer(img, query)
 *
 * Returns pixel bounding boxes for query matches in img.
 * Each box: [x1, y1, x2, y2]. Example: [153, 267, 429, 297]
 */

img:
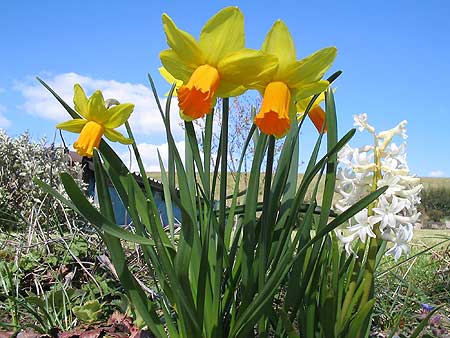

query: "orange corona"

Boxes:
[177, 64, 220, 119]
[255, 81, 291, 138]
[73, 121, 105, 157]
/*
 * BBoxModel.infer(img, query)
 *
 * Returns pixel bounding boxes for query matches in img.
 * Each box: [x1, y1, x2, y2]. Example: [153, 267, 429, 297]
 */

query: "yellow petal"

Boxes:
[104, 103, 134, 129]
[104, 128, 133, 144]
[262, 20, 296, 73]
[159, 67, 183, 89]
[282, 47, 337, 87]
[296, 91, 326, 113]
[214, 82, 246, 98]
[160, 49, 197, 83]
[73, 84, 90, 119]
[88, 90, 108, 123]
[217, 49, 278, 95]
[296, 81, 330, 100]
[161, 13, 204, 66]
[199, 7, 245, 65]
[56, 119, 87, 133]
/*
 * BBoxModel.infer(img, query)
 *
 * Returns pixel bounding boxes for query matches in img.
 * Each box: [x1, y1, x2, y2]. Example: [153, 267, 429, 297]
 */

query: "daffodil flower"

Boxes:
[56, 84, 134, 157]
[296, 91, 328, 133]
[160, 6, 278, 120]
[253, 20, 337, 138]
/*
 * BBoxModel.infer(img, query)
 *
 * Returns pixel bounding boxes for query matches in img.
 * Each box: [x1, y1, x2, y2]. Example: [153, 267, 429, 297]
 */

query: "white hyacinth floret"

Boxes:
[335, 113, 422, 260]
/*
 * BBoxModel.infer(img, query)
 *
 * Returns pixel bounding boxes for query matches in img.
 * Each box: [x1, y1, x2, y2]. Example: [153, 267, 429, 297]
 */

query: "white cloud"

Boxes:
[120, 141, 186, 173]
[0, 104, 11, 128]
[429, 170, 445, 178]
[16, 72, 183, 137]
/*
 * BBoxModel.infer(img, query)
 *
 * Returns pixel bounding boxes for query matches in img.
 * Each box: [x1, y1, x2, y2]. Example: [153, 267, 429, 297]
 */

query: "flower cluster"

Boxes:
[335, 113, 422, 260]
[159, 7, 337, 138]
[57, 7, 337, 157]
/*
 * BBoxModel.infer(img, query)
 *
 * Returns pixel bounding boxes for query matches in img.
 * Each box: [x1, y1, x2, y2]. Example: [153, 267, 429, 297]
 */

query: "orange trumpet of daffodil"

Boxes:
[252, 20, 337, 138]
[160, 6, 278, 120]
[56, 84, 134, 157]
[296, 91, 328, 133]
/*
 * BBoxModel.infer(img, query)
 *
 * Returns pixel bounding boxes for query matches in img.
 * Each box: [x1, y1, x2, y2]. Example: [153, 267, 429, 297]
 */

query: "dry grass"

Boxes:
[419, 177, 450, 189]
[146, 173, 450, 206]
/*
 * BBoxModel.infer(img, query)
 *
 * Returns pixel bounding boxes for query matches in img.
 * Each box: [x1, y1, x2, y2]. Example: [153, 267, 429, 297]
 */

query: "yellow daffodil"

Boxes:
[160, 6, 278, 120]
[252, 20, 337, 138]
[296, 91, 327, 133]
[56, 84, 134, 157]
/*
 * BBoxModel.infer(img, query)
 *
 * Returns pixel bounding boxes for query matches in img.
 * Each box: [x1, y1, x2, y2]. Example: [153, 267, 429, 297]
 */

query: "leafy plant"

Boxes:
[36, 69, 390, 338]
[72, 300, 103, 323]
[0, 130, 84, 231]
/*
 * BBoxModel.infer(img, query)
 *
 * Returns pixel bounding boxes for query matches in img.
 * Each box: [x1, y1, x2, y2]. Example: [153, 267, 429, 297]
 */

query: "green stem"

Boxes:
[356, 136, 383, 337]
[257, 136, 275, 336]
[214, 98, 229, 338]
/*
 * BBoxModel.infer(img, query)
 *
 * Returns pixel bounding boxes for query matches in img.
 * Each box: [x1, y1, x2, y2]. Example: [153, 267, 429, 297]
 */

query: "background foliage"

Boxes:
[0, 130, 84, 231]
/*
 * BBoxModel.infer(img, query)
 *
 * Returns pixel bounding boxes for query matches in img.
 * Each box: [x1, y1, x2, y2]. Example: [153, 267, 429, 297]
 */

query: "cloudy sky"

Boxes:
[1, 0, 449, 176]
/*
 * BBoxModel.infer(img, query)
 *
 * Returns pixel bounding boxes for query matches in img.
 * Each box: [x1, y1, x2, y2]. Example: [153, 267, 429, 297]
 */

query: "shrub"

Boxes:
[0, 130, 85, 230]
[420, 187, 450, 223]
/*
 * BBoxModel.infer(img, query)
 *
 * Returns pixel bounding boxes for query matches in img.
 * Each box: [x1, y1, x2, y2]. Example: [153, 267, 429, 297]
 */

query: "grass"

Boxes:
[412, 229, 450, 247]
[147, 172, 450, 201]
[1, 171, 448, 336]
[419, 177, 450, 190]
[374, 228, 450, 337]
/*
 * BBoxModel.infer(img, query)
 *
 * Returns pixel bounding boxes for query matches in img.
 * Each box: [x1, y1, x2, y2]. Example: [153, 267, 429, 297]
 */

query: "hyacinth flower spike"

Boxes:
[56, 84, 134, 157]
[160, 6, 278, 120]
[252, 20, 337, 138]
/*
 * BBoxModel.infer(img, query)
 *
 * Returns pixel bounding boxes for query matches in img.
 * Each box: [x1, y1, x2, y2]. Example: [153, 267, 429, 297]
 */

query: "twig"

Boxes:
[59, 232, 103, 295]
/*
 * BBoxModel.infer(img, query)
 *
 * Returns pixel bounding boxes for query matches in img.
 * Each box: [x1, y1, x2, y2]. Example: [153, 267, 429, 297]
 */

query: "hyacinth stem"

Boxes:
[356, 137, 384, 337]
[341, 137, 383, 328]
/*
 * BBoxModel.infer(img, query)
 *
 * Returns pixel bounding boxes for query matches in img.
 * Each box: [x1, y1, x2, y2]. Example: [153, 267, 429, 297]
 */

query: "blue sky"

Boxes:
[0, 0, 449, 176]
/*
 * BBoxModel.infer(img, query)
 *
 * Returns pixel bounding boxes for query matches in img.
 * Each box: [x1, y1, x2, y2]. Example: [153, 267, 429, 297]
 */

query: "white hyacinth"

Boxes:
[335, 114, 422, 260]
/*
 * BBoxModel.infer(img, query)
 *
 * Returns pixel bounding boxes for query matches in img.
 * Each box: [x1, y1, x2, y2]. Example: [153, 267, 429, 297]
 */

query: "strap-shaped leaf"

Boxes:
[37, 77, 81, 119]
[34, 176, 159, 247]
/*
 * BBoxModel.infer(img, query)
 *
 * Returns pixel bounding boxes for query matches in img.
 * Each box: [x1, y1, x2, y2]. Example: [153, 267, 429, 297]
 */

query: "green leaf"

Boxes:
[72, 300, 103, 323]
[36, 77, 80, 119]
[279, 309, 300, 338]
[300, 186, 388, 253]
[92, 151, 166, 336]
[318, 87, 338, 230]
[37, 174, 158, 247]
[347, 299, 375, 338]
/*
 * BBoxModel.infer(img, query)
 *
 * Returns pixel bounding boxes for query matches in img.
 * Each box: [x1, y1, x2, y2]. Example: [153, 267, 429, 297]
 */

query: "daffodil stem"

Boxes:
[215, 98, 229, 338]
[257, 135, 275, 336]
